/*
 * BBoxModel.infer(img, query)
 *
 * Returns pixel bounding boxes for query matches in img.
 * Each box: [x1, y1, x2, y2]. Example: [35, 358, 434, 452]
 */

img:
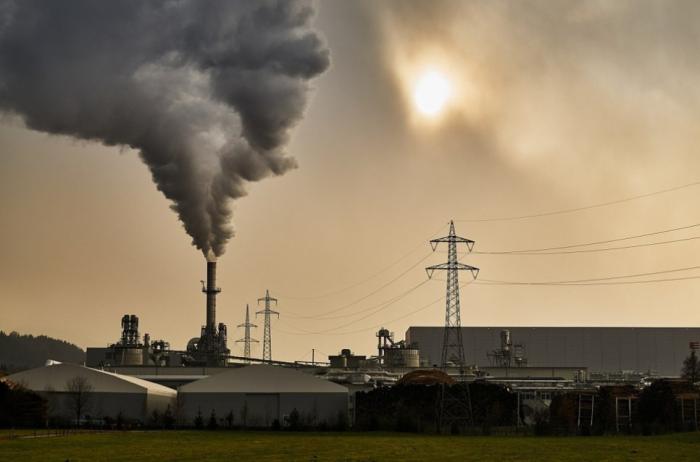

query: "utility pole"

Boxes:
[236, 304, 258, 363]
[426, 220, 479, 370]
[426, 220, 479, 432]
[256, 289, 279, 362]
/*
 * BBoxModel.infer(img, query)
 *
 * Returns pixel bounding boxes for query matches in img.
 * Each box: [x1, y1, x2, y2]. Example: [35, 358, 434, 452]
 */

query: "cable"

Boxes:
[475, 222, 700, 254]
[284, 252, 434, 318]
[286, 278, 431, 321]
[279, 222, 448, 300]
[281, 279, 436, 334]
[475, 235, 700, 256]
[278, 281, 473, 336]
[455, 179, 700, 223]
[478, 264, 700, 285]
[477, 275, 700, 286]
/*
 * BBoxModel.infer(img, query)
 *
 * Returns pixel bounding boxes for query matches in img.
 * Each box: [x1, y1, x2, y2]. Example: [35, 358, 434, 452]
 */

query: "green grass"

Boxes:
[1, 431, 700, 461]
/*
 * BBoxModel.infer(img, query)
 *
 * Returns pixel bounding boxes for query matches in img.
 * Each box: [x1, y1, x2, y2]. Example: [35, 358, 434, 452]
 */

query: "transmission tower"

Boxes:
[236, 304, 258, 363]
[426, 220, 479, 370]
[426, 220, 479, 432]
[256, 289, 279, 361]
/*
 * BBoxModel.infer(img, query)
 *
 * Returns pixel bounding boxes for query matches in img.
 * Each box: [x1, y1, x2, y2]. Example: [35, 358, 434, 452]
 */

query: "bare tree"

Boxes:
[65, 376, 93, 427]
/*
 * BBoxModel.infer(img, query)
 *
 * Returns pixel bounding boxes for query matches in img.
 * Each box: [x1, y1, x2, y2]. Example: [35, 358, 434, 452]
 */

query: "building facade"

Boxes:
[406, 327, 700, 376]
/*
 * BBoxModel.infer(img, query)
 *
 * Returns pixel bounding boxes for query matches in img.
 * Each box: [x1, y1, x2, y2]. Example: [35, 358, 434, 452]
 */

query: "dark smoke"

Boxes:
[0, 0, 329, 257]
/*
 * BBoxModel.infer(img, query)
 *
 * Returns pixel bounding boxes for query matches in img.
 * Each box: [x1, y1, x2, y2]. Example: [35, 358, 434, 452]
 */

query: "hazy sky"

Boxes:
[2, 0, 700, 362]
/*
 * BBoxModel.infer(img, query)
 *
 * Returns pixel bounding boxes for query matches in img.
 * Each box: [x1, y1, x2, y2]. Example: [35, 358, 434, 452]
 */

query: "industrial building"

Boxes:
[2, 362, 176, 423]
[87, 259, 231, 368]
[406, 326, 700, 376]
[178, 365, 349, 427]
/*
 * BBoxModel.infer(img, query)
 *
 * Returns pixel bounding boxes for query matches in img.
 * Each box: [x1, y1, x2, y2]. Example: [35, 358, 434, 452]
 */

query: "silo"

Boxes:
[385, 346, 420, 368]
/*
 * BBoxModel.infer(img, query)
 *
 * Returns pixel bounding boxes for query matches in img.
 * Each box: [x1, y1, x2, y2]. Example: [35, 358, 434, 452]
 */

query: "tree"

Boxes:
[240, 402, 248, 428]
[163, 405, 175, 429]
[287, 408, 301, 430]
[194, 409, 204, 429]
[638, 380, 676, 434]
[682, 350, 699, 384]
[65, 376, 93, 427]
[225, 410, 234, 429]
[207, 409, 218, 430]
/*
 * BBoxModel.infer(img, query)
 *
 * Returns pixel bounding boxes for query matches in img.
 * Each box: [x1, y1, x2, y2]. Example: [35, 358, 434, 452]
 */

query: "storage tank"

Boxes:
[384, 346, 420, 368]
[329, 355, 347, 369]
[116, 347, 144, 366]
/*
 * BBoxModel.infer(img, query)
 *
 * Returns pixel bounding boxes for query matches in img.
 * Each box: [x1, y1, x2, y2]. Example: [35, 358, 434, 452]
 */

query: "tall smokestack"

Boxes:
[203, 257, 221, 333]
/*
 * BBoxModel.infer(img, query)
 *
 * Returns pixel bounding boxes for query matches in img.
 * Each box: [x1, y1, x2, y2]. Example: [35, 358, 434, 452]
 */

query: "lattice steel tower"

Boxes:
[426, 221, 479, 369]
[236, 304, 258, 363]
[256, 289, 279, 361]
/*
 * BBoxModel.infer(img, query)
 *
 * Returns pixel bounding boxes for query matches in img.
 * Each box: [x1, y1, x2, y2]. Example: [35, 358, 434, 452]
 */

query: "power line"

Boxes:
[479, 264, 700, 286]
[281, 279, 436, 334]
[477, 275, 700, 286]
[279, 223, 448, 300]
[455, 179, 700, 223]
[286, 278, 431, 321]
[278, 282, 474, 336]
[475, 222, 700, 254]
[476, 235, 700, 256]
[284, 252, 434, 318]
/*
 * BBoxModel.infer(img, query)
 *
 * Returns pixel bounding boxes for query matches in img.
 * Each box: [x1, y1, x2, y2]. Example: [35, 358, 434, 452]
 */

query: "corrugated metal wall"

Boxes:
[405, 327, 700, 375]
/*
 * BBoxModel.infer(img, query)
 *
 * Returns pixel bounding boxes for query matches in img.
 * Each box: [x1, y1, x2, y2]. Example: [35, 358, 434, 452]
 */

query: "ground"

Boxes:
[1, 430, 700, 461]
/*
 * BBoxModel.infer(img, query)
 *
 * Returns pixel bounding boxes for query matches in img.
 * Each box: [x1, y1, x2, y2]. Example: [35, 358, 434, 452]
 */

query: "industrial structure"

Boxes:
[186, 258, 230, 366]
[85, 314, 173, 367]
[376, 328, 420, 368]
[236, 304, 258, 363]
[425, 221, 479, 370]
[73, 234, 700, 431]
[87, 259, 232, 368]
[487, 329, 528, 368]
[257, 290, 279, 362]
[178, 365, 349, 427]
[2, 362, 176, 423]
[406, 326, 700, 376]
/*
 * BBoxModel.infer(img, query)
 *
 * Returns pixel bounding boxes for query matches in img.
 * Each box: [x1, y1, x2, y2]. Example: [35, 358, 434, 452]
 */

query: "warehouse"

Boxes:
[178, 365, 349, 428]
[406, 326, 700, 376]
[2, 362, 176, 423]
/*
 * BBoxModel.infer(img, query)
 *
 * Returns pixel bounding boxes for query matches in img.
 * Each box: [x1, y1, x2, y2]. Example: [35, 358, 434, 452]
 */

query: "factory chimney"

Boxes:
[202, 254, 221, 333]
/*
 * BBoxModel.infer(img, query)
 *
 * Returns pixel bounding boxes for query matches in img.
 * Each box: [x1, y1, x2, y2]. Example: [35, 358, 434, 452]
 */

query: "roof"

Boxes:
[2, 363, 176, 398]
[179, 365, 348, 394]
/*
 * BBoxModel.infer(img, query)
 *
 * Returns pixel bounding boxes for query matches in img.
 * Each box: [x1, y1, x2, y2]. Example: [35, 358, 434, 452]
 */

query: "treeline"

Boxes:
[0, 381, 46, 427]
[0, 331, 85, 373]
[546, 380, 699, 435]
[355, 380, 699, 435]
[355, 382, 516, 434]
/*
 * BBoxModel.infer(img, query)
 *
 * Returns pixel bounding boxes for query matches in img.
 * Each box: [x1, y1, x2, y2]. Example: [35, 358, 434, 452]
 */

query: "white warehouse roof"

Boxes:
[180, 365, 348, 394]
[3, 362, 175, 398]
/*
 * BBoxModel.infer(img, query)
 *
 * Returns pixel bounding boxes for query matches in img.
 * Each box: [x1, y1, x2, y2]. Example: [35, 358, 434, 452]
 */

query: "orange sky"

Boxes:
[1, 1, 700, 362]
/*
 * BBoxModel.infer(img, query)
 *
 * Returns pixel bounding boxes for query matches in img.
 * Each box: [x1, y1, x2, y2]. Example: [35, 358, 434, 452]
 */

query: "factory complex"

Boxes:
[5, 251, 698, 429]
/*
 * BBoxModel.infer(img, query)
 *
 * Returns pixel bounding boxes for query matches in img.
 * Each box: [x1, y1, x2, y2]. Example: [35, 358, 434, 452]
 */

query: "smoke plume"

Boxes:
[0, 0, 329, 257]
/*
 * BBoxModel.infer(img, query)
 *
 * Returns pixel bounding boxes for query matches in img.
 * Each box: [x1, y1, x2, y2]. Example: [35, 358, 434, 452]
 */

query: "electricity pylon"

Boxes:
[236, 304, 258, 363]
[426, 220, 479, 432]
[426, 220, 479, 370]
[256, 289, 279, 361]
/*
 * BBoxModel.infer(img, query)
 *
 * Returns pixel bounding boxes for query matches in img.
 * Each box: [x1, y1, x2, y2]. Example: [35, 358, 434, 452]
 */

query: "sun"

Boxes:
[413, 70, 452, 117]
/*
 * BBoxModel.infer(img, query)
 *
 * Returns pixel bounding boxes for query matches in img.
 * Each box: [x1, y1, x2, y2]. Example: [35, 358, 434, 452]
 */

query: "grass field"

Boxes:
[1, 430, 700, 461]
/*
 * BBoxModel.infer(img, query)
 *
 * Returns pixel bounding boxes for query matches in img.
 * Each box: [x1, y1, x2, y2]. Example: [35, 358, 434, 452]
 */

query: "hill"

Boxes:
[0, 331, 85, 373]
